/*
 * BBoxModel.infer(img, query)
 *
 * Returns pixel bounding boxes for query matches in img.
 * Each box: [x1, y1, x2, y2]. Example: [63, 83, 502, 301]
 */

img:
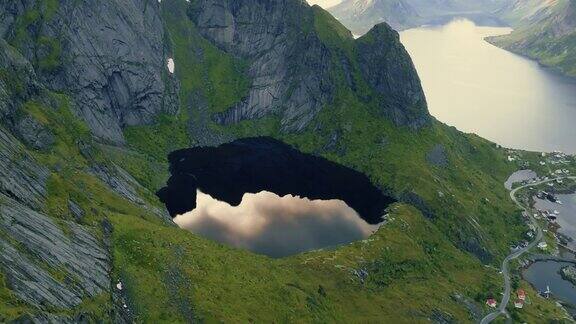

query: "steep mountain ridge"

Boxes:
[0, 0, 179, 144]
[190, 0, 334, 131]
[189, 0, 429, 131]
[495, 0, 563, 25]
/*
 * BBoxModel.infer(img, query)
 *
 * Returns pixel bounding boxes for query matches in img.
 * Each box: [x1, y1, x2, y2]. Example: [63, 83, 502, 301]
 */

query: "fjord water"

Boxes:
[400, 19, 576, 153]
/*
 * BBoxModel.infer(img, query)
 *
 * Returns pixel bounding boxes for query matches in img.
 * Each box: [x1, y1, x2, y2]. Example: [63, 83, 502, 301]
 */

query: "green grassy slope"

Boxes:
[107, 2, 566, 320]
[111, 203, 566, 323]
[112, 204, 497, 323]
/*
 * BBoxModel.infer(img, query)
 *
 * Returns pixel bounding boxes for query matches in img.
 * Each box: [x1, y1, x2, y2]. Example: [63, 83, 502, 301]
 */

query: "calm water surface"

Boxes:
[401, 19, 576, 153]
[525, 193, 576, 310]
[523, 261, 576, 309]
[174, 190, 380, 258]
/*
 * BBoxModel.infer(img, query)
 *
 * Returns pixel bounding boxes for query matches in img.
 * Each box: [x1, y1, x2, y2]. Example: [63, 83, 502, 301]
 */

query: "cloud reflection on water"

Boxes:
[174, 190, 380, 257]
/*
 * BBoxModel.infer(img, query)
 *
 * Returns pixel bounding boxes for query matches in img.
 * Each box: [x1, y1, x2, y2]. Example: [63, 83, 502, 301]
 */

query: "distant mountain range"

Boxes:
[495, 0, 562, 25]
[329, 0, 420, 35]
[329, 0, 576, 78]
[488, 0, 576, 78]
[329, 0, 508, 34]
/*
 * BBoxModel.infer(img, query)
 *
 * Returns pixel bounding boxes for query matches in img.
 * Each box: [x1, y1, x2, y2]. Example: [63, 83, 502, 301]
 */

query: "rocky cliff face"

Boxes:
[0, 13, 171, 320]
[0, 38, 111, 322]
[188, 0, 429, 131]
[190, 0, 334, 132]
[356, 23, 429, 129]
[0, 195, 110, 312]
[0, 0, 179, 144]
[0, 39, 48, 207]
[0, 0, 431, 142]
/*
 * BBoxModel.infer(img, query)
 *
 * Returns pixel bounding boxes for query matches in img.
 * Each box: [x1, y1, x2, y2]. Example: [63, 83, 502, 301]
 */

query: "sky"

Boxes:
[307, 0, 342, 8]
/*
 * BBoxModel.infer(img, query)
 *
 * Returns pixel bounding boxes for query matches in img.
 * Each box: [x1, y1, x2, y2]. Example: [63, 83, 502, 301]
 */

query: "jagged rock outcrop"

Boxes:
[0, 0, 179, 144]
[90, 163, 173, 223]
[0, 194, 110, 310]
[0, 39, 55, 151]
[427, 144, 448, 167]
[190, 0, 430, 131]
[0, 127, 49, 210]
[0, 39, 40, 120]
[356, 24, 430, 129]
[13, 114, 55, 150]
[191, 0, 334, 132]
[0, 128, 132, 322]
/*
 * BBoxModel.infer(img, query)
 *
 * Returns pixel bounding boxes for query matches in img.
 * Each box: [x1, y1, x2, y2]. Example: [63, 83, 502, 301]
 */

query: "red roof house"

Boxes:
[517, 289, 526, 301]
[486, 298, 497, 308]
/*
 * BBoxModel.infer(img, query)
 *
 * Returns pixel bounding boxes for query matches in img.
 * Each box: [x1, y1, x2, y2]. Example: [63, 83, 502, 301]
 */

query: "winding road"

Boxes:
[480, 176, 576, 324]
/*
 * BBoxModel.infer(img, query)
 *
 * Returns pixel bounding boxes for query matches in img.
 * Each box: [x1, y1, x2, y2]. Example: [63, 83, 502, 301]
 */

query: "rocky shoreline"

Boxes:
[560, 265, 576, 286]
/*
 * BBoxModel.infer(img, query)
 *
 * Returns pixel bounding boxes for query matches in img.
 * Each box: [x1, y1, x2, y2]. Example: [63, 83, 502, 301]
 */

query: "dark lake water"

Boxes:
[160, 137, 392, 257]
[401, 19, 576, 154]
[525, 193, 576, 311]
[523, 261, 576, 312]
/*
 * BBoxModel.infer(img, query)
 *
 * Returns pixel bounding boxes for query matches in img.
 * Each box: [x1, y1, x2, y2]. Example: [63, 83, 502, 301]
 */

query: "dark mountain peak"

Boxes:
[359, 21, 399, 41]
[189, 0, 430, 131]
[356, 22, 430, 129]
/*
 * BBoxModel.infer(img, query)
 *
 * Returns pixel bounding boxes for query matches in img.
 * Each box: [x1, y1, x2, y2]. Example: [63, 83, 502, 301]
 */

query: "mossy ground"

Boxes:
[111, 204, 496, 323]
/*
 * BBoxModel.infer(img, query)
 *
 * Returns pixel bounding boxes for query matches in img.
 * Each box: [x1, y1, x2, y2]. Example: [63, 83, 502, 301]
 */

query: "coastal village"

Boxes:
[486, 289, 528, 309]
[484, 149, 576, 318]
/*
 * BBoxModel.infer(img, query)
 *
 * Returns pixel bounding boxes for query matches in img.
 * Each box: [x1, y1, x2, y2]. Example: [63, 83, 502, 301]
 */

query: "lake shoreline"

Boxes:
[485, 35, 576, 84]
[522, 184, 576, 318]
